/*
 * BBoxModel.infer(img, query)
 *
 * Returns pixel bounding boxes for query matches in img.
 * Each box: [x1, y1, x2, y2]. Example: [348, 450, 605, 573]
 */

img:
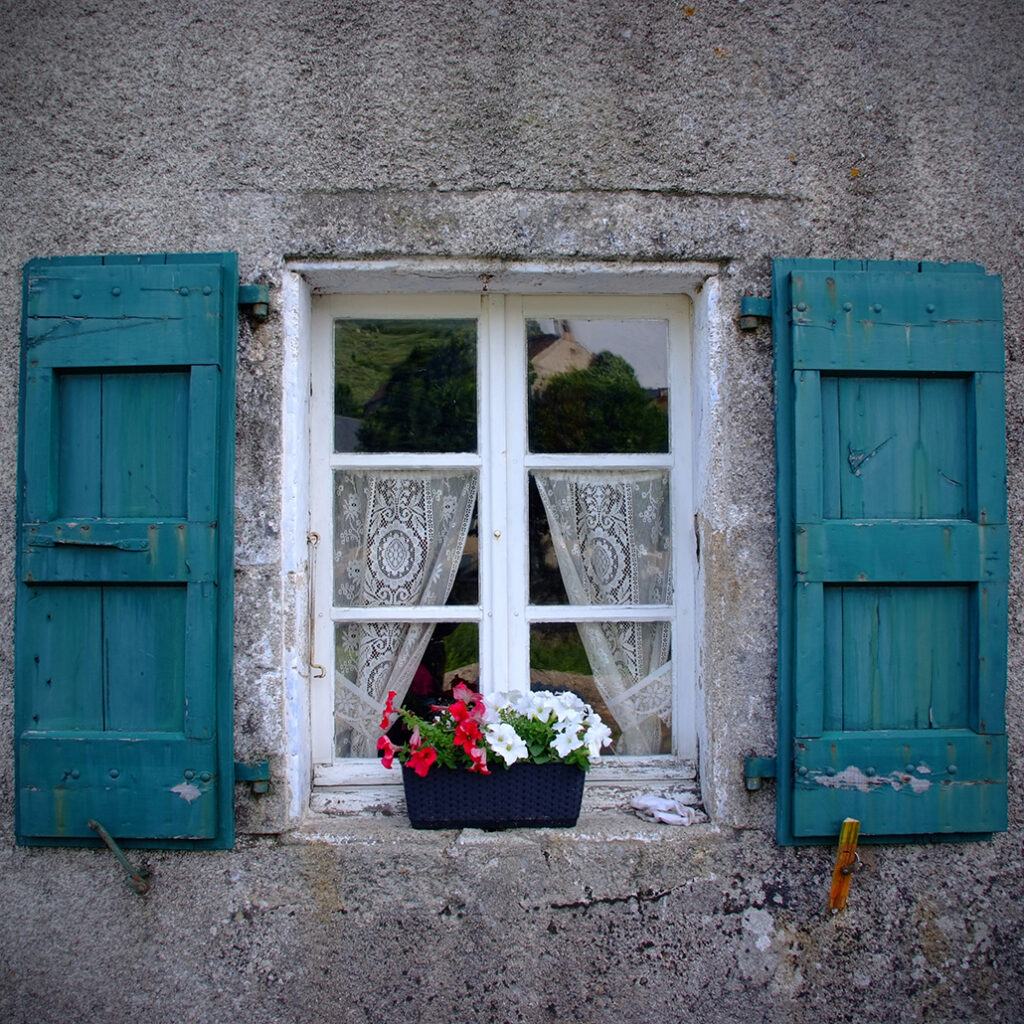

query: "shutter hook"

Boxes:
[827, 817, 860, 913]
[88, 820, 151, 895]
[307, 532, 326, 679]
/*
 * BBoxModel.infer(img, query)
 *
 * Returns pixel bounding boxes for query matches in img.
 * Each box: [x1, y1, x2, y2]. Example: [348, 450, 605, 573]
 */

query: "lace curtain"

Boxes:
[333, 471, 478, 756]
[533, 470, 673, 754]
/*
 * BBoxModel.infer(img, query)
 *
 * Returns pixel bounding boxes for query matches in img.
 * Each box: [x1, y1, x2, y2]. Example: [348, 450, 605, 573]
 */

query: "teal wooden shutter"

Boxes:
[15, 253, 237, 848]
[774, 259, 1007, 844]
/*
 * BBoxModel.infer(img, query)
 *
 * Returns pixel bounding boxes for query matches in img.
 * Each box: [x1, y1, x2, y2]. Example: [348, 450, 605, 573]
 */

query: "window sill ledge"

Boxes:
[310, 757, 701, 817]
[281, 809, 717, 848]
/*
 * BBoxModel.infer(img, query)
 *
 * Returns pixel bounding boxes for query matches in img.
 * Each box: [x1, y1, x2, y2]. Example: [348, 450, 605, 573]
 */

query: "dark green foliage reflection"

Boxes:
[529, 350, 668, 454]
[334, 319, 477, 453]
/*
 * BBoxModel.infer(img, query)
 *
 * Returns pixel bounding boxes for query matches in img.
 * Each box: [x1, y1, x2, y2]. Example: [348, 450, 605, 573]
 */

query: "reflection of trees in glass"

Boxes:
[529, 351, 669, 454]
[333, 380, 360, 417]
[333, 319, 477, 452]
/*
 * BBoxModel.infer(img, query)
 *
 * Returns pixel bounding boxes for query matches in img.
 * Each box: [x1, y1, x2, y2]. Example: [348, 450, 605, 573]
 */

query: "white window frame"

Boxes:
[279, 259, 719, 812]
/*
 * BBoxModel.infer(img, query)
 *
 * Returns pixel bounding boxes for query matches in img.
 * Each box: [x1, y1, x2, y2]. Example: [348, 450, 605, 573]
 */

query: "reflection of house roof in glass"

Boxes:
[529, 321, 593, 384]
[529, 318, 668, 389]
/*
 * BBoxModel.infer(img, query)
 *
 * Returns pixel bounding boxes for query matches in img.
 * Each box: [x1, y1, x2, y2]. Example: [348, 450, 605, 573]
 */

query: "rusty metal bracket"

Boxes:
[828, 817, 861, 913]
[88, 819, 151, 895]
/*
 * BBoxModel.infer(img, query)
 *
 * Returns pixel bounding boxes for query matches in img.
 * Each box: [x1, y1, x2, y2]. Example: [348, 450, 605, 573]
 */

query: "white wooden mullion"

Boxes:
[502, 294, 531, 694]
[525, 453, 673, 470]
[669, 296, 696, 759]
[309, 298, 338, 764]
[330, 605, 482, 623]
[479, 293, 509, 698]
[329, 452, 481, 470]
[525, 605, 674, 624]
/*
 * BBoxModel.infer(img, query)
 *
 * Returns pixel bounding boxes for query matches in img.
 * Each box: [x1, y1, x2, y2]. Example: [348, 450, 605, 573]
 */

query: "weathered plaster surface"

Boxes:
[2, 820, 1023, 1023]
[1, 0, 1022, 1018]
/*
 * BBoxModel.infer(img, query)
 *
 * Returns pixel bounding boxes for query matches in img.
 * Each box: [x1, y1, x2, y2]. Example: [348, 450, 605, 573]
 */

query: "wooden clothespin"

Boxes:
[828, 817, 861, 913]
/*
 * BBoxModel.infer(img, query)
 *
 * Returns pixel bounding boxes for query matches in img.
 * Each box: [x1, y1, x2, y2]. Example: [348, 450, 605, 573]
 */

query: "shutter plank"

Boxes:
[19, 734, 218, 840]
[798, 522, 1006, 582]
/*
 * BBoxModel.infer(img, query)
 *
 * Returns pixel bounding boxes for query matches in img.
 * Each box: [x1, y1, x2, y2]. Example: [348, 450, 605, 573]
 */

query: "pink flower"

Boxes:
[407, 746, 437, 777]
[467, 744, 489, 774]
[451, 681, 479, 706]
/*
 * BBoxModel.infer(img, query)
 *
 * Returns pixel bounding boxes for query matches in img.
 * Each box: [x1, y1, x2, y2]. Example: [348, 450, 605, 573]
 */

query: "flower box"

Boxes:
[401, 761, 585, 830]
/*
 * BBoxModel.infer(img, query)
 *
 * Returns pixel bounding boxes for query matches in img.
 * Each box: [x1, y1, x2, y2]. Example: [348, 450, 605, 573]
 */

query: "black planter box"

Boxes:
[401, 761, 586, 829]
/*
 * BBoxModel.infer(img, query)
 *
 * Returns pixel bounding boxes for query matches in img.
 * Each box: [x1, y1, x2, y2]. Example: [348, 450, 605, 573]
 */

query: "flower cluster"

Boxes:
[378, 683, 613, 777]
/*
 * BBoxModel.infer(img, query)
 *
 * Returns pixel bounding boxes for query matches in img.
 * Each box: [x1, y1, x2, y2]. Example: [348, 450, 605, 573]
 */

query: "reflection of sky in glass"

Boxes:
[530, 319, 668, 389]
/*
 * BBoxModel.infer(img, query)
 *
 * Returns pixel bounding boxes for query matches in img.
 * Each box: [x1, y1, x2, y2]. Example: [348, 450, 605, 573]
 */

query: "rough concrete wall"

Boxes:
[1, 0, 1023, 1020]
[3, 821, 1023, 1023]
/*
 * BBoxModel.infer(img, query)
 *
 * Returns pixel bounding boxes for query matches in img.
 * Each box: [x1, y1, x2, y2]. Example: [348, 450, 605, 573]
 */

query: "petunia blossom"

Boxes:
[551, 728, 584, 758]
[377, 734, 396, 770]
[380, 690, 398, 731]
[485, 722, 528, 766]
[406, 746, 438, 777]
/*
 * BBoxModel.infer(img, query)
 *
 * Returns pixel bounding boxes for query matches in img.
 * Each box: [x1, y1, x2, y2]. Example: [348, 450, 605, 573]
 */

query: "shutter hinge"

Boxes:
[744, 755, 777, 791]
[235, 759, 271, 794]
[739, 294, 772, 330]
[239, 283, 270, 320]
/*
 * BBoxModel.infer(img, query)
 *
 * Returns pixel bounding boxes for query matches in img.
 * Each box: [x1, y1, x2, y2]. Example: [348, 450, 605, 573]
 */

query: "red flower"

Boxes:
[453, 718, 482, 755]
[377, 735, 396, 770]
[447, 699, 471, 723]
[380, 690, 398, 731]
[407, 746, 438, 777]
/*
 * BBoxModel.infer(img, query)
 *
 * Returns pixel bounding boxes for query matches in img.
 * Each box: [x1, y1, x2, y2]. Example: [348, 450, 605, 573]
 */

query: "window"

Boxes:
[308, 291, 695, 780]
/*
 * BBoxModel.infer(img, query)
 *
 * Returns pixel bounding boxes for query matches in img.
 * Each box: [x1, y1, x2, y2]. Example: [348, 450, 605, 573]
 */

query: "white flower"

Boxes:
[584, 721, 613, 758]
[485, 722, 528, 765]
[552, 728, 584, 758]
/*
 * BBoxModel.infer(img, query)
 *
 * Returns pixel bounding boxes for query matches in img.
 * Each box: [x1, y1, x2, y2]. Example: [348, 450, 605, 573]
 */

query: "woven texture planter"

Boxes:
[401, 761, 585, 829]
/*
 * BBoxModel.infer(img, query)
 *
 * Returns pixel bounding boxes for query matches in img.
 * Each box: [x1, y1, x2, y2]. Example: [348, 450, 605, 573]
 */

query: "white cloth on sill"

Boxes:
[630, 793, 707, 826]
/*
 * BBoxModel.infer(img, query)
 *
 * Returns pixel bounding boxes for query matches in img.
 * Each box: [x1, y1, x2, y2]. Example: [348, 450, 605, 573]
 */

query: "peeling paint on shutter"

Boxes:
[16, 253, 237, 848]
[774, 259, 1007, 844]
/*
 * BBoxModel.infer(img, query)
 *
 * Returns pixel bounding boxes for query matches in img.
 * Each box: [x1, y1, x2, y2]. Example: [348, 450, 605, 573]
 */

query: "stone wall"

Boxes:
[1, 1, 1022, 1020]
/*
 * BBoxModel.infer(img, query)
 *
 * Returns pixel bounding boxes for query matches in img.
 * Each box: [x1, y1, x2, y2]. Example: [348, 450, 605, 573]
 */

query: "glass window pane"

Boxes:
[334, 318, 477, 453]
[335, 622, 478, 758]
[529, 621, 672, 755]
[527, 318, 669, 454]
[530, 470, 672, 607]
[333, 471, 478, 607]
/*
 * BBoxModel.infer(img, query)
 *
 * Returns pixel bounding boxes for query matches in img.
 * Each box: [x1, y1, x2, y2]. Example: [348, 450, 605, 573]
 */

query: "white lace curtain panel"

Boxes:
[332, 469, 669, 757]
[333, 471, 478, 756]
[533, 470, 673, 754]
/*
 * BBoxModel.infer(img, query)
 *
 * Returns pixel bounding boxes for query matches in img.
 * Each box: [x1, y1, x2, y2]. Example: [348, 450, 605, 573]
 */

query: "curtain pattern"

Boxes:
[333, 471, 478, 756]
[534, 470, 672, 754]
